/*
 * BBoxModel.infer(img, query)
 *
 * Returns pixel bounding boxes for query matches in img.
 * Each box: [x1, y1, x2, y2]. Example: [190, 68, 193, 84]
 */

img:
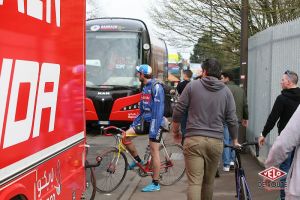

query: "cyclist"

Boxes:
[123, 64, 167, 192]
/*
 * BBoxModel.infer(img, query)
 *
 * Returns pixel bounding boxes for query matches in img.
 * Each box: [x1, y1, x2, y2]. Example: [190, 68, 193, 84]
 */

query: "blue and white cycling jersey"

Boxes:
[131, 79, 165, 139]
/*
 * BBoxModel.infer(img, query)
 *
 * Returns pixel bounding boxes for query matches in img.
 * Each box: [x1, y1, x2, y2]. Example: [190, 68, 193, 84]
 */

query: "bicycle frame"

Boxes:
[103, 126, 174, 176]
[235, 151, 252, 200]
[85, 144, 102, 168]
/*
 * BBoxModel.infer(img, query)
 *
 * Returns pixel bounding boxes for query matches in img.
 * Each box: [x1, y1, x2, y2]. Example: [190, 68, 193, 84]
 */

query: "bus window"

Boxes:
[86, 32, 140, 87]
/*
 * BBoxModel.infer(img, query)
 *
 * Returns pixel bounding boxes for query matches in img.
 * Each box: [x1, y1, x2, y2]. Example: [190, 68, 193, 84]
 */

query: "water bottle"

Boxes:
[144, 145, 151, 162]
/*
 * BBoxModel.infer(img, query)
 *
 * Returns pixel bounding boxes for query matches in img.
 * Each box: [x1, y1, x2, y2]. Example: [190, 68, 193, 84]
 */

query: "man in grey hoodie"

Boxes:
[172, 58, 239, 200]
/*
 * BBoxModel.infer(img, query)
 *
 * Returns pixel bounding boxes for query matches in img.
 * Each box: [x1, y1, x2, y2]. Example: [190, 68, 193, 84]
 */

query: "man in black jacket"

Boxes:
[176, 69, 193, 95]
[259, 70, 300, 200]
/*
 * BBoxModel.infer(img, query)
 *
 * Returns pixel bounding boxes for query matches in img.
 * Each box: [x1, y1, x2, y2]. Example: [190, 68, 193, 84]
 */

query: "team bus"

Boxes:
[0, 1, 86, 199]
[86, 18, 168, 129]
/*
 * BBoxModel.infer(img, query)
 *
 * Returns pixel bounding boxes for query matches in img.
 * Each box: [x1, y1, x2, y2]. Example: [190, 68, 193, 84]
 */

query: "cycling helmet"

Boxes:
[136, 64, 152, 75]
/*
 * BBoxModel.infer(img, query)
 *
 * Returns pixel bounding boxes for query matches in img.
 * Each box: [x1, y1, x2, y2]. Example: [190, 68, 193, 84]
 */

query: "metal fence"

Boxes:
[248, 17, 300, 161]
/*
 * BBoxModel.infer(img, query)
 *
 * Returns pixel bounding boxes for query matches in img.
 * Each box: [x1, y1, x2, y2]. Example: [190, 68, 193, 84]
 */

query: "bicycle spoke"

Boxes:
[94, 148, 127, 193]
[159, 144, 185, 186]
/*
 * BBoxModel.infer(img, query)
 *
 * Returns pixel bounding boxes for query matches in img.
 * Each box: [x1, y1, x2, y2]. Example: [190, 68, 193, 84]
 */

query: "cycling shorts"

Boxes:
[133, 121, 163, 143]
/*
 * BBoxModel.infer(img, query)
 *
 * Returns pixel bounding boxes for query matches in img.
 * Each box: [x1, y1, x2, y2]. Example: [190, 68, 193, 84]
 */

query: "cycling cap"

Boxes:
[136, 64, 152, 75]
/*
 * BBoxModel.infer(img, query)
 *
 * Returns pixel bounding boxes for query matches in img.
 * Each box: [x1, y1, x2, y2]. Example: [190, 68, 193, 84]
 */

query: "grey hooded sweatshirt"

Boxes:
[172, 76, 238, 140]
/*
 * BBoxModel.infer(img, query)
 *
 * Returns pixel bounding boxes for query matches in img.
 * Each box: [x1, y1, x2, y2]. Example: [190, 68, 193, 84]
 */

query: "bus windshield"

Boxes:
[86, 32, 141, 88]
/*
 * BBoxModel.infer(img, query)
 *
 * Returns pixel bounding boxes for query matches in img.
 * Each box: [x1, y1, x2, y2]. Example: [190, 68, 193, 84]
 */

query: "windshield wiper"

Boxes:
[111, 85, 137, 90]
[94, 85, 138, 90]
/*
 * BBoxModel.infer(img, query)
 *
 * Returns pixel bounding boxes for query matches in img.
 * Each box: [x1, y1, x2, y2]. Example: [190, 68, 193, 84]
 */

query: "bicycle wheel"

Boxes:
[234, 166, 239, 198]
[85, 163, 96, 200]
[159, 144, 185, 186]
[94, 148, 128, 193]
[239, 176, 248, 200]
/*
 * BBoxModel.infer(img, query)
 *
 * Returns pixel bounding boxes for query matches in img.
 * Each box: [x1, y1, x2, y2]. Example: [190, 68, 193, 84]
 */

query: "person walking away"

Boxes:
[172, 58, 239, 200]
[124, 64, 166, 192]
[259, 70, 300, 200]
[221, 72, 248, 172]
[265, 105, 300, 200]
[176, 69, 193, 142]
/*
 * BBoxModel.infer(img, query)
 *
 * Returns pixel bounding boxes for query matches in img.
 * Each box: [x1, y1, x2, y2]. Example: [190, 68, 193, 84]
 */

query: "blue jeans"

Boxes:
[279, 149, 295, 200]
[222, 124, 235, 167]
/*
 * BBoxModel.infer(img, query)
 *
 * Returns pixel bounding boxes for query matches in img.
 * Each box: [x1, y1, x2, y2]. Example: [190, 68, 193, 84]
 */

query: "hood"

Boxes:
[200, 76, 225, 92]
[281, 87, 300, 101]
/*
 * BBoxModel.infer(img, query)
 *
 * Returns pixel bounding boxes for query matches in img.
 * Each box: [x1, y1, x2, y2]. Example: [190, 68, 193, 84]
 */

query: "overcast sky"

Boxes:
[99, 0, 156, 33]
[93, 0, 191, 58]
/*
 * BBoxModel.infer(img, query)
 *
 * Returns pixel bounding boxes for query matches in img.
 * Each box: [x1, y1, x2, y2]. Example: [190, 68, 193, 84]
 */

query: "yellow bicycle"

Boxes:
[92, 126, 185, 193]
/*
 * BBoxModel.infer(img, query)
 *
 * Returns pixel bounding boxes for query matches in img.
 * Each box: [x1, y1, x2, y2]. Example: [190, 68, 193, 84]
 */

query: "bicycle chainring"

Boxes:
[137, 168, 148, 177]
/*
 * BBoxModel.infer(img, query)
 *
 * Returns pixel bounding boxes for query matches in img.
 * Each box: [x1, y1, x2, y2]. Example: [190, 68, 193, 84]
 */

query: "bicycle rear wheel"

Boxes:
[159, 144, 185, 186]
[85, 162, 96, 200]
[94, 148, 128, 193]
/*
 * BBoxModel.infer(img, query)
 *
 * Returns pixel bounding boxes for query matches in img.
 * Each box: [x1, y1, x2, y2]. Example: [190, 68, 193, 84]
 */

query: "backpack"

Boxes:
[151, 80, 174, 117]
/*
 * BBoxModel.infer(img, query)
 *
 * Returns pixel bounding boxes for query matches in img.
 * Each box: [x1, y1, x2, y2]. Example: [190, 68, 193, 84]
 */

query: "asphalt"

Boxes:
[87, 131, 280, 200]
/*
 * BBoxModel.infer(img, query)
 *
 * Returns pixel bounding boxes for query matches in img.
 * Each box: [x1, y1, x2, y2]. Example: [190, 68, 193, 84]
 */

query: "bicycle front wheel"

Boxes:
[94, 148, 128, 193]
[239, 176, 248, 200]
[85, 162, 96, 200]
[159, 144, 185, 186]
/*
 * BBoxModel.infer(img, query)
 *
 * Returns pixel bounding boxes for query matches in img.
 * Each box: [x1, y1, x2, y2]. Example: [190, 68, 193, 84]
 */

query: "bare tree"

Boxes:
[149, 0, 300, 55]
[87, 0, 102, 20]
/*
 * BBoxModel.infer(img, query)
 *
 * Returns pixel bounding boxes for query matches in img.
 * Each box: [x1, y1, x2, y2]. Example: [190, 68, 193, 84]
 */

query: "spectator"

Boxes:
[176, 69, 193, 140]
[259, 70, 300, 200]
[265, 105, 300, 200]
[177, 69, 193, 95]
[221, 72, 248, 172]
[194, 67, 203, 80]
[172, 58, 239, 200]
[124, 64, 166, 192]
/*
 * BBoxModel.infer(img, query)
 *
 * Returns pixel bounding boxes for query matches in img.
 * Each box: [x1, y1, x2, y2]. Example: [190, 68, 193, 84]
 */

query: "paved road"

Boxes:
[87, 131, 280, 200]
[86, 130, 150, 200]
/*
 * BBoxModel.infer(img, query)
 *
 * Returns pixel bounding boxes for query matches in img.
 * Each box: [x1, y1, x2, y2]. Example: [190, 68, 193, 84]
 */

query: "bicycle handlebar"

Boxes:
[101, 126, 132, 144]
[102, 126, 125, 136]
[224, 142, 259, 157]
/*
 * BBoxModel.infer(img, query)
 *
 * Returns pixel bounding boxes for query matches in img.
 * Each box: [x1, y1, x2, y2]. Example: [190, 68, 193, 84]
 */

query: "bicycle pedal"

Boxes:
[134, 168, 139, 173]
[137, 168, 148, 177]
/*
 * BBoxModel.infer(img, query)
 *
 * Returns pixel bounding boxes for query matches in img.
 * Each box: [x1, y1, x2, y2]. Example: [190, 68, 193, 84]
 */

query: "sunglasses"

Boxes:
[285, 70, 292, 80]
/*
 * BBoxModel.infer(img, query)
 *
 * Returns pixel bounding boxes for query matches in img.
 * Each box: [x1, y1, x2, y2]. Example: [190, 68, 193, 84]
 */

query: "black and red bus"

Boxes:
[85, 18, 168, 129]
